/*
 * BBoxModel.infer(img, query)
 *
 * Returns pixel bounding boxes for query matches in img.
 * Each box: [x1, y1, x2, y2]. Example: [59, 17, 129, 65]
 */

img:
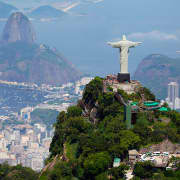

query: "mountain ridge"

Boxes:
[28, 5, 66, 19]
[134, 53, 180, 99]
[1, 12, 36, 44]
[0, 12, 81, 85]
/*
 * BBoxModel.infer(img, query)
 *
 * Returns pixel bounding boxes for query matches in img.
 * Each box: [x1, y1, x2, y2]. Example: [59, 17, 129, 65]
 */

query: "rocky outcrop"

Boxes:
[89, 107, 98, 124]
[1, 12, 36, 44]
[0, 13, 81, 85]
[139, 139, 180, 154]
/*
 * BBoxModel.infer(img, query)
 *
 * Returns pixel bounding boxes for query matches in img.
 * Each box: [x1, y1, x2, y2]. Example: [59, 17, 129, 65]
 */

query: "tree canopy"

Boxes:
[45, 77, 180, 179]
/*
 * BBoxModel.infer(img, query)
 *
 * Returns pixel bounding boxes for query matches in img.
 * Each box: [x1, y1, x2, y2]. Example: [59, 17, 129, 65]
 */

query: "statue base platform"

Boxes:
[117, 73, 130, 83]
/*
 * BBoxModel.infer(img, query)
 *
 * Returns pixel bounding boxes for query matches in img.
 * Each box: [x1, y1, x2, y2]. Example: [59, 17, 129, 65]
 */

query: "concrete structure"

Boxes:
[20, 107, 33, 123]
[31, 157, 44, 171]
[104, 75, 141, 94]
[113, 158, 121, 167]
[168, 82, 179, 104]
[128, 149, 139, 164]
[128, 148, 176, 169]
[154, 156, 169, 168]
[166, 82, 180, 109]
[108, 35, 141, 82]
[75, 77, 94, 95]
[139, 152, 170, 168]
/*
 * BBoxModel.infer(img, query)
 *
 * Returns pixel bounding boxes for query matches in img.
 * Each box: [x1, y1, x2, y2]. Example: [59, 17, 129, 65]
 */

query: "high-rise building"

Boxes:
[167, 82, 179, 109]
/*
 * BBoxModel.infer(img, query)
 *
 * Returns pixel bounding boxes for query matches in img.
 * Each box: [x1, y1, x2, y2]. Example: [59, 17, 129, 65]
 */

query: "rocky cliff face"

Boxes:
[0, 12, 81, 85]
[1, 12, 36, 44]
[134, 54, 180, 99]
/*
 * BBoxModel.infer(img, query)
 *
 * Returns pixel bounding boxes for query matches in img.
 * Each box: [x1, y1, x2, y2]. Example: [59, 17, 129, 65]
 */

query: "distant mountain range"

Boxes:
[0, 1, 66, 20]
[134, 54, 180, 99]
[28, 5, 66, 19]
[0, 0, 103, 8]
[0, 0, 104, 16]
[0, 12, 81, 85]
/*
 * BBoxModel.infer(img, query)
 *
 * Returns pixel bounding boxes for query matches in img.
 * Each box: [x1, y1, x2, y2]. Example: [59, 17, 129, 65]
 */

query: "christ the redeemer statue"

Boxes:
[108, 35, 141, 82]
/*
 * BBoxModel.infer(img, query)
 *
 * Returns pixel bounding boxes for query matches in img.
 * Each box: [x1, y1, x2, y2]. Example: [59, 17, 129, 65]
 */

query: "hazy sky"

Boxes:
[0, 0, 180, 76]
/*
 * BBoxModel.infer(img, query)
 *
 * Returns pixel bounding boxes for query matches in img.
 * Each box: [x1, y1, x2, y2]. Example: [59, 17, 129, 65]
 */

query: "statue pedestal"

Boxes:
[117, 73, 130, 83]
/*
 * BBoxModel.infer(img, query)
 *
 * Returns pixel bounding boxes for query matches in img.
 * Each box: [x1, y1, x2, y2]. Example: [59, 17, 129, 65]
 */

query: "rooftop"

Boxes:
[129, 150, 139, 155]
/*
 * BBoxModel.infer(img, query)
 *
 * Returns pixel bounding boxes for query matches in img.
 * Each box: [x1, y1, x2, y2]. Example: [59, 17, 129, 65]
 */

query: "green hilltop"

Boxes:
[39, 77, 180, 180]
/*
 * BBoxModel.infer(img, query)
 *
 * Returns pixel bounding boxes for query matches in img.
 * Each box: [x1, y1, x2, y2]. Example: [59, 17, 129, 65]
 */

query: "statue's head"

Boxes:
[122, 35, 126, 41]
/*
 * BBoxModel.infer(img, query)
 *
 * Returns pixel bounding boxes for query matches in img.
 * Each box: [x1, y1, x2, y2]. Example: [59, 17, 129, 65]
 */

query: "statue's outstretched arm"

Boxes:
[134, 42, 142, 46]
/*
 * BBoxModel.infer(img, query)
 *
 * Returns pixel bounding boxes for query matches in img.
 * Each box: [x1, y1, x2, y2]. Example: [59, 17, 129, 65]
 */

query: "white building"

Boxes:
[31, 157, 44, 171]
[0, 138, 8, 151]
[166, 82, 180, 110]
[74, 77, 94, 95]
[78, 77, 94, 86]
[20, 107, 33, 123]
[175, 97, 180, 109]
[21, 135, 30, 146]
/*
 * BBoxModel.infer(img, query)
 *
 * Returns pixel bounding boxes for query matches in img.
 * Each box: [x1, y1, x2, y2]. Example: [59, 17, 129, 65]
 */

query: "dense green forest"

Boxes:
[0, 163, 38, 180]
[133, 159, 180, 180]
[31, 108, 59, 129]
[40, 77, 180, 180]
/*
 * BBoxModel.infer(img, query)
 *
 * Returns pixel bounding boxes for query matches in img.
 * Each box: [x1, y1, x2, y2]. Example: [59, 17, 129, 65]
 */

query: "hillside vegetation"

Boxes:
[31, 109, 59, 129]
[0, 163, 38, 180]
[41, 77, 180, 179]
